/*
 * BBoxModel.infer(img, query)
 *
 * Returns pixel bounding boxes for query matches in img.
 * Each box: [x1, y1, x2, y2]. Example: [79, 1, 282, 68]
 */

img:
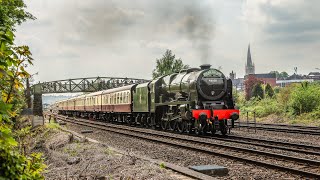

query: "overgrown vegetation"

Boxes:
[0, 0, 46, 179]
[237, 82, 320, 125]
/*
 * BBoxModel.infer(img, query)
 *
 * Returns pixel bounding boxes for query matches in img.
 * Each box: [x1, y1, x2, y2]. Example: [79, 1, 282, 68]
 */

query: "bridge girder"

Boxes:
[32, 77, 149, 94]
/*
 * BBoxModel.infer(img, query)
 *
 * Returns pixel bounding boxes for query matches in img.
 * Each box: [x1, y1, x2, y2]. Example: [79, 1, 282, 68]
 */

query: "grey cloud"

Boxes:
[257, 1, 320, 44]
[267, 32, 320, 44]
[55, 0, 215, 63]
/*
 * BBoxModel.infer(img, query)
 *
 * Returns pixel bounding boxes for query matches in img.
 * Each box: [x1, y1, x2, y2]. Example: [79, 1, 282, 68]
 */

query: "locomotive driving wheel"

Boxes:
[160, 113, 168, 130]
[209, 123, 216, 136]
[168, 119, 176, 131]
[177, 120, 190, 133]
[194, 121, 202, 135]
[220, 119, 228, 135]
[176, 119, 183, 133]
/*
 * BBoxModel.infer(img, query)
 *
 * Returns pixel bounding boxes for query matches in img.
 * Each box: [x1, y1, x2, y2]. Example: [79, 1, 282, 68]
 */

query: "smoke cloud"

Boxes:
[57, 0, 215, 63]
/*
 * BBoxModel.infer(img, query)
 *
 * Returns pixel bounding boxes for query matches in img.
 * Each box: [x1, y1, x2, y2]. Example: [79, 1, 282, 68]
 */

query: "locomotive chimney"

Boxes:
[200, 64, 211, 70]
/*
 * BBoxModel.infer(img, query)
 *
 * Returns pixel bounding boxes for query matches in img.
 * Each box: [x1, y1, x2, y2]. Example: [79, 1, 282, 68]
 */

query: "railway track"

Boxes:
[235, 122, 320, 135]
[56, 115, 320, 178]
[210, 135, 320, 156]
[242, 122, 320, 130]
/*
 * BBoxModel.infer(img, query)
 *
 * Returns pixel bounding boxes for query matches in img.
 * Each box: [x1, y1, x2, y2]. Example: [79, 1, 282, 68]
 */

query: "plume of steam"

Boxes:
[58, 0, 215, 63]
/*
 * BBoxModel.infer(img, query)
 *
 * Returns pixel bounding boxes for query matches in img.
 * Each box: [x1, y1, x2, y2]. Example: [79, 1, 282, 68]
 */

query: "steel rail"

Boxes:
[238, 122, 320, 130]
[57, 116, 320, 178]
[209, 136, 320, 156]
[235, 124, 320, 135]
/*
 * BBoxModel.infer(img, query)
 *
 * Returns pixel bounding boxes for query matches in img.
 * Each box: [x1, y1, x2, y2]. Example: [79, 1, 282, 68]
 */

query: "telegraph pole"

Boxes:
[26, 77, 32, 108]
[25, 72, 38, 108]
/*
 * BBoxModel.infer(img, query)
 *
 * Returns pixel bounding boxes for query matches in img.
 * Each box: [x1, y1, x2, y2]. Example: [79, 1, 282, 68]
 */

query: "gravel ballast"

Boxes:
[63, 122, 304, 179]
[32, 125, 191, 180]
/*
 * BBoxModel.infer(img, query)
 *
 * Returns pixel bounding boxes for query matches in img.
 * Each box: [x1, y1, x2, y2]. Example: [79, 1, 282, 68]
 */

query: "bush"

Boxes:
[240, 97, 281, 118]
[238, 82, 320, 124]
[289, 82, 320, 115]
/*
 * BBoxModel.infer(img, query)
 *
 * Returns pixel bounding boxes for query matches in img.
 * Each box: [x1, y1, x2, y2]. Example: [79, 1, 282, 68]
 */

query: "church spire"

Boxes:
[247, 44, 252, 66]
[245, 44, 255, 75]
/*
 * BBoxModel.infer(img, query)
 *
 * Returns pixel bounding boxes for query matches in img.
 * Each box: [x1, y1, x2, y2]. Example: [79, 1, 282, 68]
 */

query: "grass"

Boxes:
[104, 148, 115, 156]
[63, 147, 78, 157]
[159, 162, 166, 169]
[46, 121, 60, 129]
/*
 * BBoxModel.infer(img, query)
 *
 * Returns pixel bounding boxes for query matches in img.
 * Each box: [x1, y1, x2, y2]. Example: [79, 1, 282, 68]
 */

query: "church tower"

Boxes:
[245, 44, 255, 75]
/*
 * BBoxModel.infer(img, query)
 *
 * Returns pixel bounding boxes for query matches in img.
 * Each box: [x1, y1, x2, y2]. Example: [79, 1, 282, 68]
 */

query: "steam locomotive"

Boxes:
[55, 64, 239, 135]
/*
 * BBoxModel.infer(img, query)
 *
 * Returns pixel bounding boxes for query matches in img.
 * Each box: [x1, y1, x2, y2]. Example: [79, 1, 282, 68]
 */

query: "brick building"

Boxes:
[246, 73, 277, 87]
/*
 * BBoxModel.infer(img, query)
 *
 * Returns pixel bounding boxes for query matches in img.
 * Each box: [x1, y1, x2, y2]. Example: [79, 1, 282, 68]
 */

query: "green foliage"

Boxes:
[289, 82, 320, 116]
[238, 82, 320, 123]
[279, 71, 289, 79]
[0, 0, 36, 30]
[159, 162, 166, 169]
[240, 97, 282, 118]
[0, 0, 45, 179]
[0, 148, 46, 179]
[46, 121, 60, 129]
[265, 83, 274, 97]
[244, 75, 262, 100]
[152, 49, 189, 78]
[269, 71, 289, 79]
[251, 83, 264, 99]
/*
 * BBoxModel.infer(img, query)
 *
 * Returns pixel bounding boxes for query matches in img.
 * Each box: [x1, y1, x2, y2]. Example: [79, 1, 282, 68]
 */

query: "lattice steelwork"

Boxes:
[32, 77, 149, 94]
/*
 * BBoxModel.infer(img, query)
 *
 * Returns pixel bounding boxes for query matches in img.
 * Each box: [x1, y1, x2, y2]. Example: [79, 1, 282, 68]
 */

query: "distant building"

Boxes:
[245, 44, 255, 75]
[247, 73, 277, 87]
[308, 72, 320, 81]
[276, 79, 314, 87]
[230, 71, 244, 90]
[286, 73, 309, 80]
[276, 72, 316, 87]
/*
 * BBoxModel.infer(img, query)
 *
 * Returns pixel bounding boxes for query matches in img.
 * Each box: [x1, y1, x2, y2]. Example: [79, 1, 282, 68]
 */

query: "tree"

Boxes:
[279, 71, 289, 79]
[0, 1, 45, 179]
[252, 83, 264, 99]
[269, 71, 279, 79]
[244, 75, 262, 100]
[265, 83, 274, 98]
[269, 71, 288, 79]
[152, 49, 189, 78]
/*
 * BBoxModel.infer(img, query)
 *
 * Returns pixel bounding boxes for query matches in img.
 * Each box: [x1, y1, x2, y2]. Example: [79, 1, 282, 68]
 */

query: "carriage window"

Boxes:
[120, 92, 123, 104]
[112, 94, 114, 104]
[126, 92, 129, 103]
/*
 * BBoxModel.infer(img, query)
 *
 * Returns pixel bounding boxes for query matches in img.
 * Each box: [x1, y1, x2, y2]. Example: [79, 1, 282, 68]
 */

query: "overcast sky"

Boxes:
[15, 0, 320, 82]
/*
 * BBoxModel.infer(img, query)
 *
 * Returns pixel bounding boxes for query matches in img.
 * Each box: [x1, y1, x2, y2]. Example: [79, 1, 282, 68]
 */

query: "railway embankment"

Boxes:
[30, 121, 191, 180]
